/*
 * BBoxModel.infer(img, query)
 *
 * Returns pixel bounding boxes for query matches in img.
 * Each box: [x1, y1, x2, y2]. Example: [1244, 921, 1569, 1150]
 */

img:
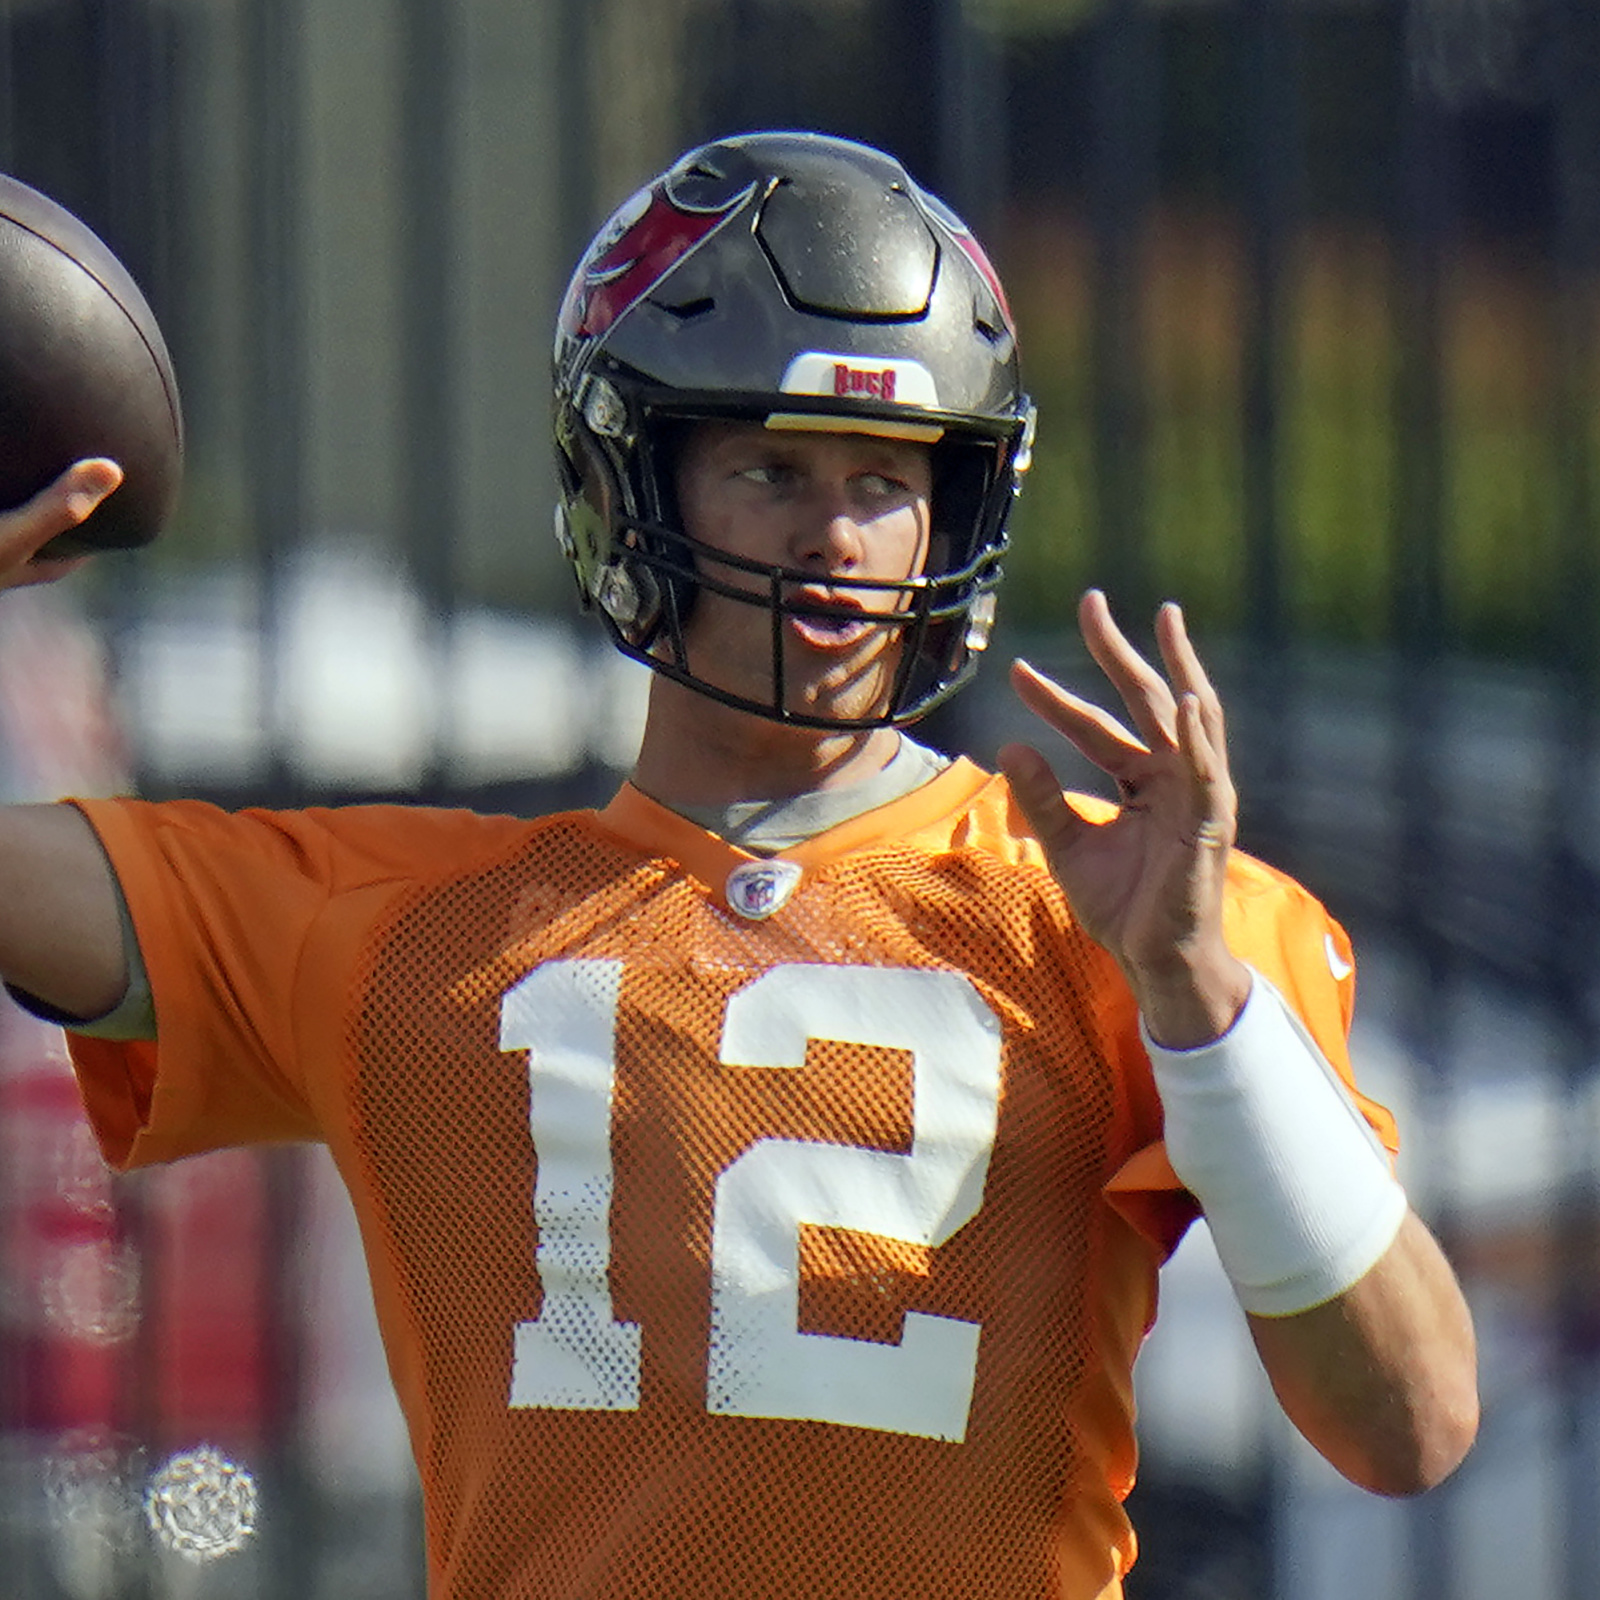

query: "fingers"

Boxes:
[1175, 688, 1237, 850]
[1076, 589, 1230, 766]
[1013, 593, 1235, 819]
[1078, 589, 1179, 751]
[1155, 599, 1227, 760]
[996, 739, 1094, 858]
[0, 459, 122, 586]
[1010, 658, 1149, 775]
[58, 458, 125, 522]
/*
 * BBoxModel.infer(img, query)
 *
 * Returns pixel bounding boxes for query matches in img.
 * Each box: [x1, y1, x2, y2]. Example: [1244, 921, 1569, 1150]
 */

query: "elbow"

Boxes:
[1352, 1378, 1481, 1498]
[1400, 1384, 1481, 1497]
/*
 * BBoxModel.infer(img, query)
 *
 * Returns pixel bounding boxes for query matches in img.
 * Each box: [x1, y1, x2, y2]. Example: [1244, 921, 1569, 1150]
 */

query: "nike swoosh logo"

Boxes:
[1324, 933, 1354, 981]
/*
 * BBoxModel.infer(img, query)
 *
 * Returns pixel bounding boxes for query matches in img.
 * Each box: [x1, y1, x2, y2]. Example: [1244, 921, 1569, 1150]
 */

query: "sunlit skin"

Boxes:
[632, 422, 934, 807]
[0, 457, 116, 588]
[997, 588, 1478, 1493]
[0, 454, 1479, 1494]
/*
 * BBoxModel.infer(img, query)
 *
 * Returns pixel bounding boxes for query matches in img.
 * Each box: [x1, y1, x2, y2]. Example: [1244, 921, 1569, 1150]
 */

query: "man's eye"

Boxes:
[737, 463, 790, 487]
[858, 473, 909, 498]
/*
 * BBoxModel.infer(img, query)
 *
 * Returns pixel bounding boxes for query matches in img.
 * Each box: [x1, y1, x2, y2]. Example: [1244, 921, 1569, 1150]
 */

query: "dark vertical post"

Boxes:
[399, 0, 459, 797]
[243, 0, 307, 804]
[1234, 0, 1298, 855]
[1392, 5, 1454, 1595]
[1233, 0, 1296, 1584]
[241, 2, 313, 1593]
[557, 0, 596, 276]
[1391, 7, 1451, 901]
[1392, 15, 1449, 675]
[90, 0, 150, 264]
[1548, 6, 1600, 1595]
[0, 1, 15, 170]
[935, 0, 1006, 246]
[0, 9, 23, 1586]
[1088, 0, 1158, 617]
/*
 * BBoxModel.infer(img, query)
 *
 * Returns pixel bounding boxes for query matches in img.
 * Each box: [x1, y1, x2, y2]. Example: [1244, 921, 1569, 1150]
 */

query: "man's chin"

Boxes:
[666, 629, 903, 725]
[783, 661, 901, 726]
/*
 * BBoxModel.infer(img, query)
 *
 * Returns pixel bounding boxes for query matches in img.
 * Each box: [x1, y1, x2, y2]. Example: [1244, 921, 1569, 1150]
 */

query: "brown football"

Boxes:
[0, 173, 182, 558]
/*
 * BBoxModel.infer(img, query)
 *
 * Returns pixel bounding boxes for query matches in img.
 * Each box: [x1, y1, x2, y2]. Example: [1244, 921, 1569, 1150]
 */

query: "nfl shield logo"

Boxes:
[725, 859, 803, 920]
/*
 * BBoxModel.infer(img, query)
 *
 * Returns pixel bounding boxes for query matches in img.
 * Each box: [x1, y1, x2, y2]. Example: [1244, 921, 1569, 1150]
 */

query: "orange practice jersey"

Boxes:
[65, 758, 1396, 1600]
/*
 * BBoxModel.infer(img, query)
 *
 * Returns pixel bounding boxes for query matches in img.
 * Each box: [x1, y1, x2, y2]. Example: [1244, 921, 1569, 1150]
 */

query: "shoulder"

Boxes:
[1222, 843, 1338, 928]
[939, 773, 1344, 946]
[931, 766, 1109, 871]
[73, 794, 603, 891]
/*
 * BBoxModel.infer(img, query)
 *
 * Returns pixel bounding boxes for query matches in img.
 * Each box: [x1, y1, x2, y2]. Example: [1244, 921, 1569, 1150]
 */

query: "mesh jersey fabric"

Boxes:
[63, 758, 1397, 1600]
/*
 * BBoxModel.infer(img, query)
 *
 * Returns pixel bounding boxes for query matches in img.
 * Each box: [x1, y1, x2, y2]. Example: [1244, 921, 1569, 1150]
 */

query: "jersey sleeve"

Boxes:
[1102, 850, 1399, 1258]
[62, 797, 370, 1170]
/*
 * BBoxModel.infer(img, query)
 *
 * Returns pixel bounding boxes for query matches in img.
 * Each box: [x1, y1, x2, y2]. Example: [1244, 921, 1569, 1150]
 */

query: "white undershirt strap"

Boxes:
[674, 735, 951, 853]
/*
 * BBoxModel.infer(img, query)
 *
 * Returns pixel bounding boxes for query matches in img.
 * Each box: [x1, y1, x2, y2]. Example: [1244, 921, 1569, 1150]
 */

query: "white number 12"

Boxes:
[498, 960, 1003, 1442]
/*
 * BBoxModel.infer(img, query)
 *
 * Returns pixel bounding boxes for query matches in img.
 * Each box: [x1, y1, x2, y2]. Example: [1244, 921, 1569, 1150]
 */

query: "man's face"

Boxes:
[670, 420, 935, 724]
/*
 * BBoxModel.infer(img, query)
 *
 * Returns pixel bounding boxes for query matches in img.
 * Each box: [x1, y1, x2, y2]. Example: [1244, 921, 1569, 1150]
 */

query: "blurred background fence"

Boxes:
[0, 1, 1597, 1596]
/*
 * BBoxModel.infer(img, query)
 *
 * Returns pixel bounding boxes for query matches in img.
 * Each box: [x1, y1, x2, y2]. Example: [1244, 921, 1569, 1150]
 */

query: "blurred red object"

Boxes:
[0, 589, 278, 1468]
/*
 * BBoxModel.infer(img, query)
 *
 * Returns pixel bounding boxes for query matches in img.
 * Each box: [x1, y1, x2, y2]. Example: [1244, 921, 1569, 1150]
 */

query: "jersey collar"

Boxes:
[595, 757, 996, 909]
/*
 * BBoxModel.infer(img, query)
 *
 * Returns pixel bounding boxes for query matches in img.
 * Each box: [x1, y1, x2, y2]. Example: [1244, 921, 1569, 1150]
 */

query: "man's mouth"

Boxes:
[786, 589, 878, 651]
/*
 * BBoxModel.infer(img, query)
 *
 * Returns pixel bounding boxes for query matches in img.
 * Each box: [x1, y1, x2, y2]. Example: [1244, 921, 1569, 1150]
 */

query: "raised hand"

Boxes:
[0, 459, 122, 589]
[997, 588, 1251, 1047]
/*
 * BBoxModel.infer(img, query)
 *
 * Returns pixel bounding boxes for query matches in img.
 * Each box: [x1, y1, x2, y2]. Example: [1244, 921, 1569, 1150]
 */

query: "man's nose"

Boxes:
[793, 487, 865, 568]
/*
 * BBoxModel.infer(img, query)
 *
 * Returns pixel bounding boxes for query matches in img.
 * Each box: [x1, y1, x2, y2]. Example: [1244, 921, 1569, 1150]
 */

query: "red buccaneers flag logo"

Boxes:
[559, 153, 759, 340]
[910, 182, 1014, 327]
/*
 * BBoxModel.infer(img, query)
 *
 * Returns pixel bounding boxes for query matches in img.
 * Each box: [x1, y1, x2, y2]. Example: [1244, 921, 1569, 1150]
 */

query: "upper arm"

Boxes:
[0, 802, 128, 1020]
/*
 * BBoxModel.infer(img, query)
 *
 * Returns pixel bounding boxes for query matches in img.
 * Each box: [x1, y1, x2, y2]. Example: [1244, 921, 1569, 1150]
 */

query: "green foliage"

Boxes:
[1000, 211, 1599, 667]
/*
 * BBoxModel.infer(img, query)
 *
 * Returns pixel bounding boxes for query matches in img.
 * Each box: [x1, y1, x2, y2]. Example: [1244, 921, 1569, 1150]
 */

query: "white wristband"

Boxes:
[1142, 968, 1408, 1317]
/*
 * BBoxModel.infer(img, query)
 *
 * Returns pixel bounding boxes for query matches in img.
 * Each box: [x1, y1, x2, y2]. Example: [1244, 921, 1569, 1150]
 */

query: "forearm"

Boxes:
[1144, 969, 1478, 1490]
[1247, 1211, 1479, 1495]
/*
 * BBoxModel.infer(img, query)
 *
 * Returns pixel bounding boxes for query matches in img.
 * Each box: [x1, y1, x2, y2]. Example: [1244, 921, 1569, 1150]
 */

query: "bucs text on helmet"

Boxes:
[552, 130, 1035, 730]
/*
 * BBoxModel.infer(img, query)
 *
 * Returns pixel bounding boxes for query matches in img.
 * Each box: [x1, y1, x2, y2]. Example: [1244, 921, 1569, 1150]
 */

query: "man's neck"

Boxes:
[630, 676, 903, 810]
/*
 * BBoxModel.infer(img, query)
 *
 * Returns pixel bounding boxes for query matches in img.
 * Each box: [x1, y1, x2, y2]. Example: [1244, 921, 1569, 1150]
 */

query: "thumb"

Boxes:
[0, 458, 122, 582]
[59, 457, 125, 522]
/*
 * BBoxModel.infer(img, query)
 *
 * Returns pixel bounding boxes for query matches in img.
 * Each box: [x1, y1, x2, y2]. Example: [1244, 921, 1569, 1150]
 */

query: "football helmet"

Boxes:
[552, 130, 1034, 729]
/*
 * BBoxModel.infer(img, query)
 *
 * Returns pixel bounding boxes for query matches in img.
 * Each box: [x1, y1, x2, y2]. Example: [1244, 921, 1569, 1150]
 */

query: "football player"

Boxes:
[0, 132, 1475, 1600]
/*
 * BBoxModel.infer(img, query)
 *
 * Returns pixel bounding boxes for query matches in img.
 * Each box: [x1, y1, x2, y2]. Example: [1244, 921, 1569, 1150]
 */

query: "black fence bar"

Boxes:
[555, 0, 596, 297]
[1088, 0, 1158, 620]
[1233, 0, 1299, 854]
[1548, 3, 1600, 1593]
[0, 0, 22, 1579]
[1231, 0, 1301, 1582]
[398, 0, 461, 796]
[1392, 9, 1456, 1592]
[0, 0, 11, 172]
[241, 0, 309, 811]
[934, 0, 1006, 250]
[240, 4, 314, 1598]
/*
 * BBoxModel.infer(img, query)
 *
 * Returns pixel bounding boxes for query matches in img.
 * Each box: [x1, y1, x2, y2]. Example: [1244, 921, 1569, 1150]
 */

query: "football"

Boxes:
[0, 173, 183, 558]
